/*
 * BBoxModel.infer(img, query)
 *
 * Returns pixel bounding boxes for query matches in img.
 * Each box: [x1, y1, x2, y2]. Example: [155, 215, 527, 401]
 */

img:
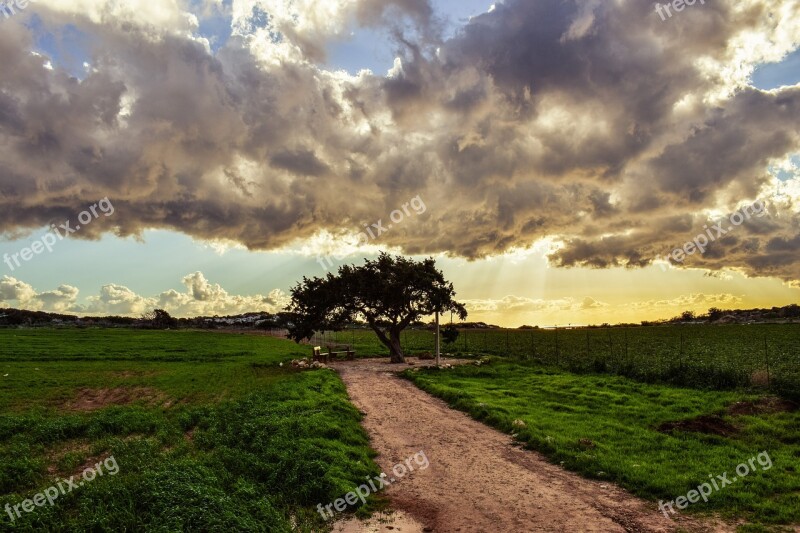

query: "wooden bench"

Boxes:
[312, 346, 324, 362]
[312, 344, 355, 362]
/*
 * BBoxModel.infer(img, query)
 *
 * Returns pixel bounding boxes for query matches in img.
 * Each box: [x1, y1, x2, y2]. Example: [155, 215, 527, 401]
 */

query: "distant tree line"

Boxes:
[2, 303, 798, 331]
[648, 304, 800, 326]
[0, 308, 137, 327]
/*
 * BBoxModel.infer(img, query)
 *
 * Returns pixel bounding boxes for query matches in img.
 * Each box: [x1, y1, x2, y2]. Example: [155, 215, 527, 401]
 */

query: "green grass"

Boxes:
[323, 324, 800, 399]
[5, 328, 798, 530]
[404, 359, 800, 530]
[0, 329, 380, 531]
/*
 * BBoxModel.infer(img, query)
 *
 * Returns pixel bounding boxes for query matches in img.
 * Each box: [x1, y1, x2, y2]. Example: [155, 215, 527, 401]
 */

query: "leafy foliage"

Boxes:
[140, 309, 178, 329]
[287, 254, 467, 362]
[441, 324, 460, 344]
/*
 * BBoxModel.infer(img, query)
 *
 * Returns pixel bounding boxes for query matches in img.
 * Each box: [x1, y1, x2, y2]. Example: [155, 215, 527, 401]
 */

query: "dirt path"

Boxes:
[331, 358, 732, 533]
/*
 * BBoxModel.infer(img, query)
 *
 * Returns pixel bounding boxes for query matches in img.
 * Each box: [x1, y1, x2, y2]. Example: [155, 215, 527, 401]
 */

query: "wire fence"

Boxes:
[304, 325, 800, 399]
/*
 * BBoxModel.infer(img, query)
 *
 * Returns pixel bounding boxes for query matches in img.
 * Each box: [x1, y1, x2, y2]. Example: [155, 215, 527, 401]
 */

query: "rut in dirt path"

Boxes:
[331, 358, 730, 533]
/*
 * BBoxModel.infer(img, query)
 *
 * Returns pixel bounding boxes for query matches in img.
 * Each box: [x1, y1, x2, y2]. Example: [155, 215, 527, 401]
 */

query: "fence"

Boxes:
[312, 324, 800, 399]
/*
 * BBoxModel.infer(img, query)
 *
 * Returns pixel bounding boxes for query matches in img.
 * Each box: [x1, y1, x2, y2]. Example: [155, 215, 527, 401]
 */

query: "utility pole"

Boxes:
[435, 311, 441, 367]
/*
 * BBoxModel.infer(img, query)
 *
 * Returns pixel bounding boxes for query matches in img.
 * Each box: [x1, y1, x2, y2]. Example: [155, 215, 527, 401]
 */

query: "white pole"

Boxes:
[435, 311, 441, 366]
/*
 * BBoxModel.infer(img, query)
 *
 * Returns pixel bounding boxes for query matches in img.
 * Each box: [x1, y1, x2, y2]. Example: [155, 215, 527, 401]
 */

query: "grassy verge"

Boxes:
[403, 359, 800, 530]
[0, 329, 380, 531]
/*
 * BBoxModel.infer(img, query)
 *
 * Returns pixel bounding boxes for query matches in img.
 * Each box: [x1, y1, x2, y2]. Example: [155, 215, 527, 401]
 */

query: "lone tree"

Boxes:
[141, 309, 178, 329]
[287, 253, 467, 363]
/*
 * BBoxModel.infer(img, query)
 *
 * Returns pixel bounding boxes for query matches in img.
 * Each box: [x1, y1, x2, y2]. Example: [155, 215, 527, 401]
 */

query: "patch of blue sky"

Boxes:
[196, 10, 233, 54]
[187, 0, 234, 51]
[324, 0, 495, 76]
[325, 26, 395, 75]
[27, 15, 92, 79]
[768, 154, 800, 182]
[438, 0, 496, 38]
[751, 48, 800, 90]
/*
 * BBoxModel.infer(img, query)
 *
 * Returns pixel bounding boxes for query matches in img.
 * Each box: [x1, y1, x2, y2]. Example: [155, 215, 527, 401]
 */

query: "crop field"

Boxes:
[318, 325, 800, 399]
[0, 329, 380, 531]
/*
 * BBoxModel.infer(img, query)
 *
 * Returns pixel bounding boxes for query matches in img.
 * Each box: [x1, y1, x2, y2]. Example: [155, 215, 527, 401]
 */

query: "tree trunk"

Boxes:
[388, 329, 405, 364]
[367, 322, 406, 364]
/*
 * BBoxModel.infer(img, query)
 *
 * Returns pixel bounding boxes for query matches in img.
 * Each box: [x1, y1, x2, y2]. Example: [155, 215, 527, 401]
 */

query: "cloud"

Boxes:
[0, 272, 750, 324]
[85, 284, 156, 315]
[0, 276, 78, 311]
[0, 0, 799, 282]
[0, 276, 37, 304]
[461, 291, 743, 324]
[34, 285, 81, 312]
[181, 272, 228, 302]
[630, 293, 743, 311]
[0, 273, 289, 317]
[463, 295, 607, 314]
[581, 297, 607, 310]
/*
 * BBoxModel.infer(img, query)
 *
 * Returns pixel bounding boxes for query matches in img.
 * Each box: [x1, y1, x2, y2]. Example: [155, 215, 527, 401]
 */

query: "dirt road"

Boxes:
[331, 358, 730, 533]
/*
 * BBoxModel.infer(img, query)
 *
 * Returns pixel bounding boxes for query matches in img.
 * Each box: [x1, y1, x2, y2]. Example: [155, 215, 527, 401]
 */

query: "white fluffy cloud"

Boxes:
[153, 271, 291, 316]
[463, 295, 608, 314]
[461, 292, 743, 323]
[0, 276, 37, 304]
[630, 293, 743, 311]
[85, 284, 156, 315]
[0, 276, 78, 311]
[0, 273, 289, 317]
[0, 274, 751, 324]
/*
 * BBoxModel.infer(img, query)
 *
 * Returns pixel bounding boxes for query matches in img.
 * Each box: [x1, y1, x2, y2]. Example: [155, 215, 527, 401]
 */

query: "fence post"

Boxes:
[506, 329, 510, 354]
[764, 335, 771, 388]
[586, 331, 590, 358]
[555, 327, 560, 365]
[464, 329, 467, 352]
[530, 331, 535, 360]
[624, 328, 628, 360]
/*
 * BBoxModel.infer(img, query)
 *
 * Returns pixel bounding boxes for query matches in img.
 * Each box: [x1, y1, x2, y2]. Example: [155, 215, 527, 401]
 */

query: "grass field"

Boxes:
[320, 325, 800, 399]
[404, 359, 800, 530]
[3, 327, 799, 531]
[0, 329, 380, 532]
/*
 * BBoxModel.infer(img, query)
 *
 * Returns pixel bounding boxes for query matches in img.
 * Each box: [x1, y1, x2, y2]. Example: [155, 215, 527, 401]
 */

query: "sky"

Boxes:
[0, 0, 799, 327]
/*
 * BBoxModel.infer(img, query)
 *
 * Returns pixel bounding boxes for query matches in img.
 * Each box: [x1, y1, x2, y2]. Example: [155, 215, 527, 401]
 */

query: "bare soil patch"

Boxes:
[63, 387, 166, 411]
[45, 439, 92, 475]
[108, 370, 160, 378]
[44, 439, 116, 477]
[333, 510, 427, 533]
[657, 397, 796, 438]
[657, 415, 739, 437]
[69, 452, 113, 477]
[726, 397, 797, 416]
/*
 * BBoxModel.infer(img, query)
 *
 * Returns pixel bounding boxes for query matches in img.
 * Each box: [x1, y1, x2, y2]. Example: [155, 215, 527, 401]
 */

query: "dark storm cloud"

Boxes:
[356, 0, 435, 29]
[270, 148, 330, 177]
[648, 88, 800, 202]
[1, 0, 799, 280]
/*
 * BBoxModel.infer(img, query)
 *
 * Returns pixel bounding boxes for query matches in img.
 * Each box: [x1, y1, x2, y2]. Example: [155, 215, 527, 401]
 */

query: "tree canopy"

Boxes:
[287, 253, 467, 363]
